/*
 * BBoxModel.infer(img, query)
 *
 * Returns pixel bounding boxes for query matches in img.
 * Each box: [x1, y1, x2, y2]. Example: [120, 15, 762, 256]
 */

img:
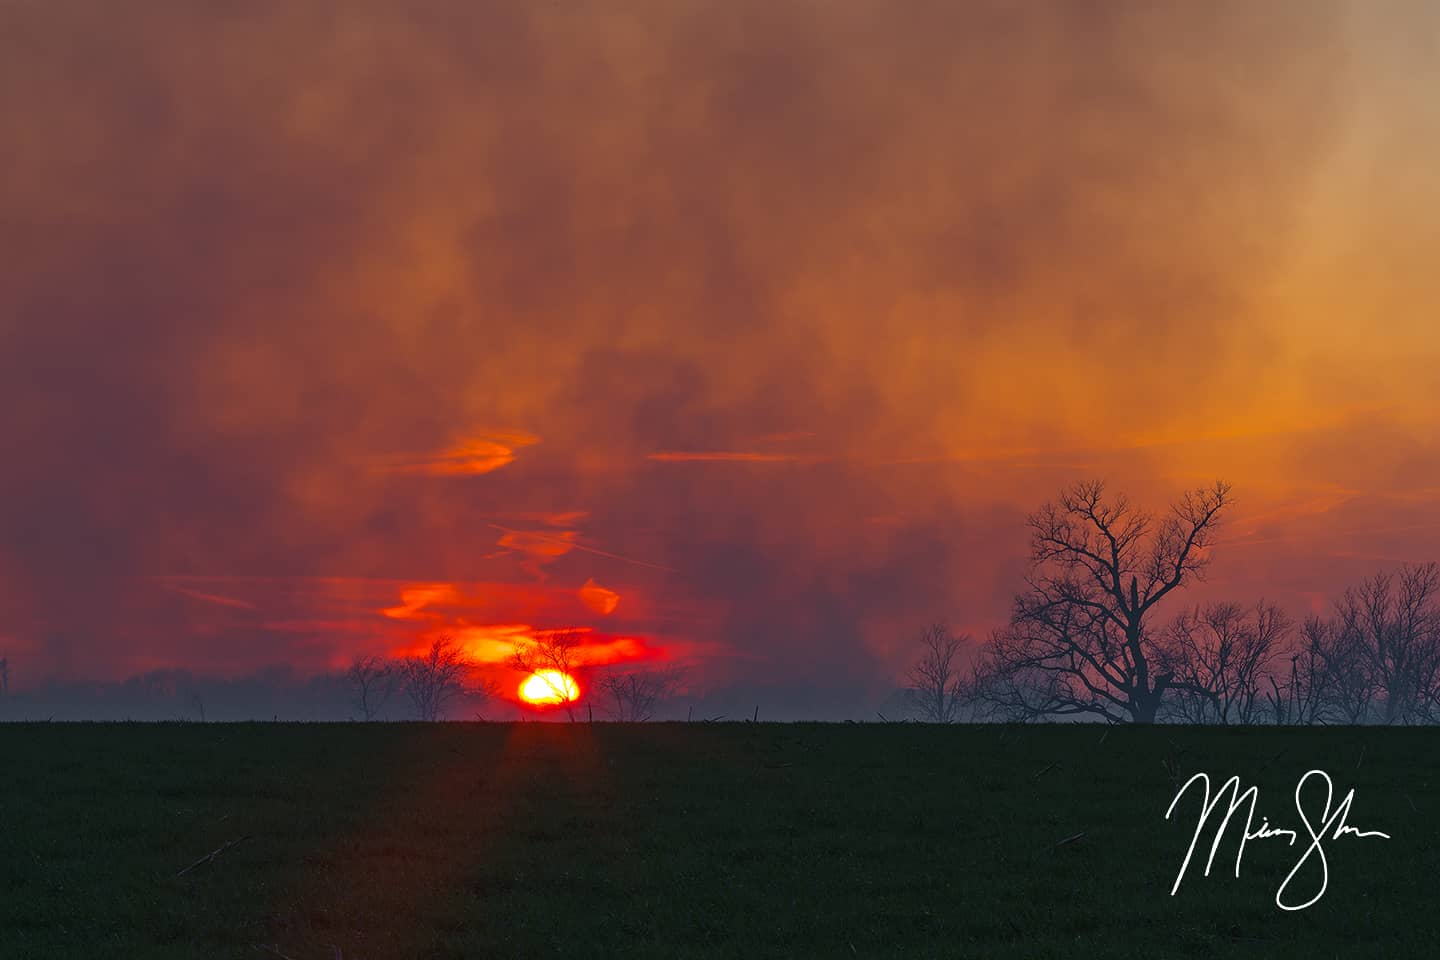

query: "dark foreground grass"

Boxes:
[3, 722, 1436, 959]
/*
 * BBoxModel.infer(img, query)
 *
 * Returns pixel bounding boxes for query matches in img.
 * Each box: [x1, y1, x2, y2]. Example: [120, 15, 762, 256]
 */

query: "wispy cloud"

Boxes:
[162, 586, 259, 610]
[381, 584, 459, 621]
[579, 578, 620, 615]
[1217, 486, 1361, 545]
[373, 431, 540, 477]
[540, 511, 590, 527]
[487, 524, 677, 573]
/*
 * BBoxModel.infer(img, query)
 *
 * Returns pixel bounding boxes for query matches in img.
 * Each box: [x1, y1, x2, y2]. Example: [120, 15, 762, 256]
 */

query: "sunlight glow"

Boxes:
[519, 669, 580, 705]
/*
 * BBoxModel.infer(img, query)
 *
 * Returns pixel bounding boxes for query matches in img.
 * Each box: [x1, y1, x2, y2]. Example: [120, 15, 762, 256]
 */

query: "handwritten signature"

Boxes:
[1165, 768, 1391, 911]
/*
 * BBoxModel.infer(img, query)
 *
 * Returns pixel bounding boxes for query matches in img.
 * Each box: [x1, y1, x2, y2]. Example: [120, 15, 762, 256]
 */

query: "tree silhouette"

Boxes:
[1165, 600, 1290, 724]
[904, 623, 968, 722]
[347, 655, 396, 721]
[511, 629, 586, 721]
[401, 636, 489, 721]
[972, 479, 1232, 724]
[1336, 563, 1440, 725]
[597, 667, 683, 721]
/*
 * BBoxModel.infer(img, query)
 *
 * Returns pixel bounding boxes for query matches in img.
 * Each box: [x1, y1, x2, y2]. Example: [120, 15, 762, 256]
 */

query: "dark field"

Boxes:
[4, 723, 1436, 959]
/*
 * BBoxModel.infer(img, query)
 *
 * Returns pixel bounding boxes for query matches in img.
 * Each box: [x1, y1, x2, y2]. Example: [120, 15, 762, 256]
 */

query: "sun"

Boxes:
[519, 669, 580, 705]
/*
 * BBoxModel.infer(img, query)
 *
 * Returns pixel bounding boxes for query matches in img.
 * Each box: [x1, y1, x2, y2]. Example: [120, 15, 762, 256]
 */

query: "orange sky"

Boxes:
[1, 1, 1437, 713]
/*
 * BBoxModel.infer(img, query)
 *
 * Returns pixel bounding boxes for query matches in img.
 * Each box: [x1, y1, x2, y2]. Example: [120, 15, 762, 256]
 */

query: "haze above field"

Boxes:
[2, 1, 1438, 715]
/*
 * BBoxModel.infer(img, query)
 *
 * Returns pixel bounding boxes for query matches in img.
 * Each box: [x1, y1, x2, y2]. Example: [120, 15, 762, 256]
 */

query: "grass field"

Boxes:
[3, 722, 1436, 959]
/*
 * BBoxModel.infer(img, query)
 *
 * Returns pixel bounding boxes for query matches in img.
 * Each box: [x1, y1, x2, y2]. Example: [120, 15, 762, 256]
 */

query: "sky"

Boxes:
[1, 1, 1438, 717]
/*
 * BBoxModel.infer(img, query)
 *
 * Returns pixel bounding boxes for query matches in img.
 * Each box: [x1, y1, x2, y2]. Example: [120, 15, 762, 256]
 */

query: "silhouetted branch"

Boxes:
[970, 480, 1232, 723]
[903, 622, 969, 722]
[401, 636, 484, 721]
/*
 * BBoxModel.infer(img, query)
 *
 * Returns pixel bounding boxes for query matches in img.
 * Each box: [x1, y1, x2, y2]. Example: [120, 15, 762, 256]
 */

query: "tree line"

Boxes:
[905, 480, 1440, 725]
[345, 631, 684, 722]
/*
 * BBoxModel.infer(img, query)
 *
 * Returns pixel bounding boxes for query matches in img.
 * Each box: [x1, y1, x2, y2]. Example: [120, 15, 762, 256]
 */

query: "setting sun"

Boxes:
[519, 670, 580, 705]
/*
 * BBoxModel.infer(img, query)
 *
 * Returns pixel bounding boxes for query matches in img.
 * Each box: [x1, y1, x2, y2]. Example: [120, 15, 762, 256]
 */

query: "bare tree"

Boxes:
[1301, 614, 1374, 724]
[1166, 600, 1290, 724]
[904, 623, 969, 722]
[1263, 565, 1440, 726]
[1319, 618, 1370, 725]
[347, 655, 396, 721]
[1335, 563, 1440, 725]
[971, 479, 1233, 724]
[1265, 621, 1338, 726]
[512, 629, 586, 721]
[401, 636, 485, 722]
[597, 667, 683, 721]
[967, 647, 1062, 723]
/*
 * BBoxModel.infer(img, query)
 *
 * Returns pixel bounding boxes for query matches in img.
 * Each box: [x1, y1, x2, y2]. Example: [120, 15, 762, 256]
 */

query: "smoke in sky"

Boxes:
[2, 1, 1438, 716]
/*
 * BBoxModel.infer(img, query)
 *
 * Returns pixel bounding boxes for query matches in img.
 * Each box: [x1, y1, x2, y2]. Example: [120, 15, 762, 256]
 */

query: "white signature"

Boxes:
[1165, 768, 1391, 911]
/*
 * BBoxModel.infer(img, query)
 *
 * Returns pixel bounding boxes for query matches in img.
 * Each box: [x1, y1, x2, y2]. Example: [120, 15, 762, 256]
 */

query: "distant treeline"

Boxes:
[903, 480, 1440, 726]
[0, 665, 363, 722]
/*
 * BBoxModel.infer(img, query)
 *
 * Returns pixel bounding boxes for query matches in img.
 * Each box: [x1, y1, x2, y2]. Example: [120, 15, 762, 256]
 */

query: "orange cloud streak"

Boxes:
[487, 525, 677, 573]
[578, 578, 620, 615]
[375, 431, 540, 477]
[381, 584, 460, 620]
